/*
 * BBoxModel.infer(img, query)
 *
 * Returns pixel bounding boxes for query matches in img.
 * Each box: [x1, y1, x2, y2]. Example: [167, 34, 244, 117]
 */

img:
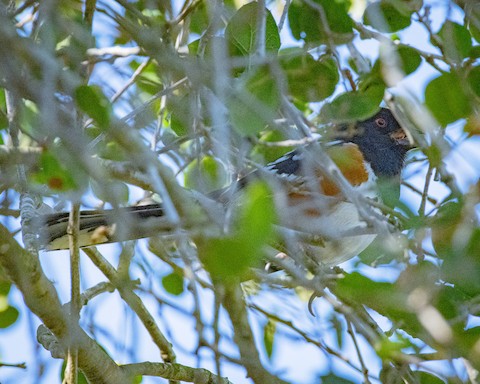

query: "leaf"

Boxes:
[334, 272, 424, 337]
[91, 179, 129, 204]
[435, 20, 472, 63]
[465, 4, 480, 43]
[289, 0, 354, 44]
[229, 66, 281, 136]
[74, 85, 111, 129]
[0, 305, 19, 328]
[263, 318, 276, 359]
[467, 66, 480, 98]
[425, 72, 472, 126]
[0, 280, 11, 296]
[364, 1, 413, 33]
[320, 89, 382, 123]
[226, 2, 280, 57]
[396, 45, 422, 75]
[130, 60, 162, 96]
[319, 373, 356, 384]
[162, 272, 184, 296]
[199, 181, 276, 281]
[31, 151, 77, 191]
[411, 371, 447, 384]
[167, 94, 195, 136]
[281, 52, 339, 102]
[184, 156, 228, 194]
[251, 130, 294, 164]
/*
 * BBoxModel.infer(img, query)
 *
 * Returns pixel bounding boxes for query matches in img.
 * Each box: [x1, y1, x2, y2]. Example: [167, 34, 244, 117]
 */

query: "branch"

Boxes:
[216, 282, 290, 384]
[0, 224, 132, 383]
[121, 362, 234, 384]
[82, 247, 177, 363]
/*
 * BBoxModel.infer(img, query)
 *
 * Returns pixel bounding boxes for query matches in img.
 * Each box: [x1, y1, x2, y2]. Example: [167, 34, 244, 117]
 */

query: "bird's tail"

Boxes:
[39, 204, 166, 250]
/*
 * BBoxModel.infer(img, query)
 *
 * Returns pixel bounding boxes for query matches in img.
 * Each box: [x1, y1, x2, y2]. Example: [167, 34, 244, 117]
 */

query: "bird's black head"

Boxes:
[338, 108, 414, 178]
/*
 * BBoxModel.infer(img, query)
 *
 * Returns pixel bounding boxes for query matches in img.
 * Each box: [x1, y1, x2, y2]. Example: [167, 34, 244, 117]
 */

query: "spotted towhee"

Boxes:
[40, 108, 413, 266]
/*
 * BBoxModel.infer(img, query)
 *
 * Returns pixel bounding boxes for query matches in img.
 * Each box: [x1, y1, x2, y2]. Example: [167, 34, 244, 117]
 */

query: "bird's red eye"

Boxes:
[375, 118, 387, 128]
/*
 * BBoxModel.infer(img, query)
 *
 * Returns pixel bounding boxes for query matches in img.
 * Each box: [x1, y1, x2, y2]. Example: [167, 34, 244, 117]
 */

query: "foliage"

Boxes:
[0, 0, 479, 383]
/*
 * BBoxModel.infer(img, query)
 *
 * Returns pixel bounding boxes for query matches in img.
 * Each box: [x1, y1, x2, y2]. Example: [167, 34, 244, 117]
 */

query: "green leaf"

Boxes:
[320, 89, 382, 123]
[320, 373, 356, 384]
[0, 280, 11, 296]
[0, 92, 7, 131]
[441, 228, 480, 296]
[199, 181, 276, 281]
[184, 156, 229, 194]
[251, 130, 294, 164]
[334, 272, 424, 337]
[435, 20, 472, 63]
[167, 94, 195, 136]
[375, 337, 410, 360]
[91, 179, 129, 204]
[97, 141, 128, 161]
[31, 151, 77, 191]
[396, 45, 422, 75]
[263, 318, 276, 359]
[74, 85, 111, 129]
[229, 66, 281, 136]
[130, 60, 162, 96]
[61, 360, 89, 384]
[425, 72, 472, 126]
[364, 2, 413, 32]
[281, 52, 339, 102]
[411, 371, 447, 384]
[226, 2, 280, 57]
[465, 5, 480, 43]
[467, 66, 480, 98]
[289, 0, 354, 44]
[162, 272, 184, 296]
[0, 305, 19, 328]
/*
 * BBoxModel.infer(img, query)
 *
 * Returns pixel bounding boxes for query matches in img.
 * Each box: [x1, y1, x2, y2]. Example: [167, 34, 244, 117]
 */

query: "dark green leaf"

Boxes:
[411, 371, 446, 383]
[226, 2, 280, 57]
[441, 228, 480, 296]
[281, 53, 339, 102]
[168, 94, 195, 136]
[320, 89, 382, 123]
[0, 305, 19, 328]
[162, 272, 184, 296]
[0, 280, 11, 296]
[289, 0, 354, 44]
[74, 85, 111, 128]
[467, 66, 480, 98]
[364, 2, 412, 33]
[334, 272, 424, 337]
[396, 45, 422, 75]
[425, 72, 472, 126]
[319, 373, 356, 384]
[435, 20, 472, 63]
[229, 66, 281, 136]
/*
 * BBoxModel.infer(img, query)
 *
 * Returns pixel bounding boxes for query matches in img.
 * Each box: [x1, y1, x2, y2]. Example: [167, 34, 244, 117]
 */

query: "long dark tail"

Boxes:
[39, 204, 165, 250]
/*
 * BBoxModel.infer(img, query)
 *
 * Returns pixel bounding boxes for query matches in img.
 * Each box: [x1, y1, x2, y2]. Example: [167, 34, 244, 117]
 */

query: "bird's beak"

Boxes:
[390, 128, 415, 148]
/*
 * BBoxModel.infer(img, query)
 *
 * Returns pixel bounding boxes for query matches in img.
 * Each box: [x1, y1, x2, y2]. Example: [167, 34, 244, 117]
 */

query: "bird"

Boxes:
[38, 107, 413, 266]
